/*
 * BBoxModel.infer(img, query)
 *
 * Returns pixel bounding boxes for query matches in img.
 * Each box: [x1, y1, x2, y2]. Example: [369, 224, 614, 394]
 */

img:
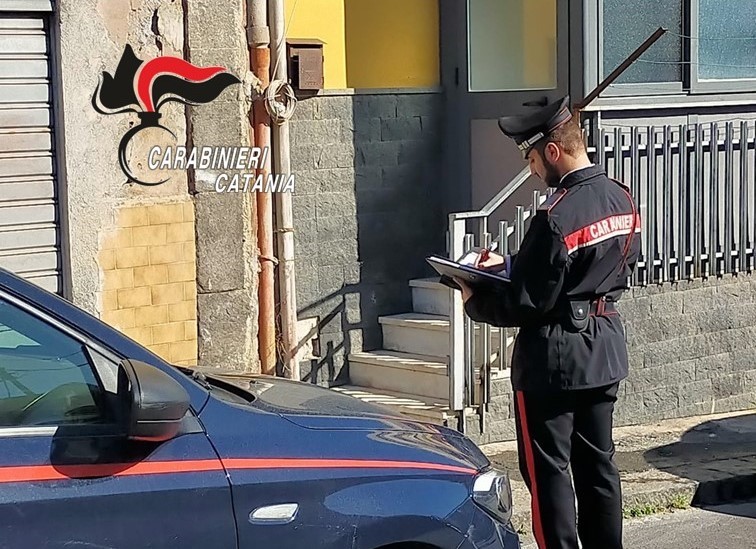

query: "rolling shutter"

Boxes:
[0, 9, 62, 294]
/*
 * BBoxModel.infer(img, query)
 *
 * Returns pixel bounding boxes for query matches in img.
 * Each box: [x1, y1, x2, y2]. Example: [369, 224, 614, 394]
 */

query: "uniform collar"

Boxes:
[556, 164, 603, 189]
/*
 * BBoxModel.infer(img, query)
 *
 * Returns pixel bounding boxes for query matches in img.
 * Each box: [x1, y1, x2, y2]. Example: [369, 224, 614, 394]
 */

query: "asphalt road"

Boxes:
[521, 500, 756, 548]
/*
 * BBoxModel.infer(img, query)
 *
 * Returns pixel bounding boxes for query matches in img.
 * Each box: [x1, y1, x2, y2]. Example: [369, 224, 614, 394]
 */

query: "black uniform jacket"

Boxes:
[464, 164, 641, 392]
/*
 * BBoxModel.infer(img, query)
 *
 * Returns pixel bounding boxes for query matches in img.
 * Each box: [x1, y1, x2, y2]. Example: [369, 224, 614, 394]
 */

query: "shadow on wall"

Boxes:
[291, 2, 444, 386]
[642, 413, 756, 516]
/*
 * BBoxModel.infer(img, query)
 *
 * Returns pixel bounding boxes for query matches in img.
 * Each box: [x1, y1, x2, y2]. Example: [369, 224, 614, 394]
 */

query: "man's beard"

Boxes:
[542, 157, 561, 187]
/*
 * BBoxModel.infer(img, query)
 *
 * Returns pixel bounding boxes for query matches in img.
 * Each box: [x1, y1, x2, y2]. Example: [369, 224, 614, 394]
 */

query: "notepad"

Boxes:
[426, 254, 511, 290]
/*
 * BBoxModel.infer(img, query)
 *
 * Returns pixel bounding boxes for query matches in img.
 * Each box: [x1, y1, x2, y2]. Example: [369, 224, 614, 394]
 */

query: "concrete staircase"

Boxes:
[334, 277, 513, 425]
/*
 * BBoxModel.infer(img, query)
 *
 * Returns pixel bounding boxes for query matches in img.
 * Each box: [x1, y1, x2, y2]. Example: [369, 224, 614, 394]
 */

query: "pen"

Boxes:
[475, 240, 498, 268]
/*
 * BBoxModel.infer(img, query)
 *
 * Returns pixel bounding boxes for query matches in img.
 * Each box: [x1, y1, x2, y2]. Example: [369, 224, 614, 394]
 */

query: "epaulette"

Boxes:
[537, 188, 568, 214]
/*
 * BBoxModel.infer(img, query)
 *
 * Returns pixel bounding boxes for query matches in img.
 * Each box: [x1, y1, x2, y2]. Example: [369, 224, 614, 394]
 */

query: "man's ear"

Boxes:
[545, 142, 560, 163]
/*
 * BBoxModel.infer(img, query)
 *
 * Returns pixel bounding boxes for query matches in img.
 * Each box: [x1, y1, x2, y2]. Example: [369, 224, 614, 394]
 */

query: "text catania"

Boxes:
[215, 173, 295, 193]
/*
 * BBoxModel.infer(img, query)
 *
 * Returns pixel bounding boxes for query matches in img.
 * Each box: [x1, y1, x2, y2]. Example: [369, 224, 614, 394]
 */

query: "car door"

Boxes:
[0, 291, 237, 549]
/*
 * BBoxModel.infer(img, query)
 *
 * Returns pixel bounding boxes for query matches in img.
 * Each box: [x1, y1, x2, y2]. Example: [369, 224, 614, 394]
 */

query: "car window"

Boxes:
[0, 298, 109, 428]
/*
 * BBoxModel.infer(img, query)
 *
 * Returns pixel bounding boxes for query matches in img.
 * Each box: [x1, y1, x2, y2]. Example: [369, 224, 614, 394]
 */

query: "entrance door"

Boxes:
[442, 0, 575, 222]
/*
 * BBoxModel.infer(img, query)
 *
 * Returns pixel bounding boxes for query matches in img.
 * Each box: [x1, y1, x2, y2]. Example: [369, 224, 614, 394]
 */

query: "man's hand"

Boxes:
[453, 277, 474, 302]
[476, 251, 507, 271]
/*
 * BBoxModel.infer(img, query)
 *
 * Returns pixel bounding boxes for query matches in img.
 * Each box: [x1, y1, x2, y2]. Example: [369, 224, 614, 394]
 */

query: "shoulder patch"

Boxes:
[537, 188, 568, 214]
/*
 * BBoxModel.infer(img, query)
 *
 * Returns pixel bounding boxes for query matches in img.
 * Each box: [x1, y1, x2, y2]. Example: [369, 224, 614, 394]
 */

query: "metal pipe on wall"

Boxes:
[248, 0, 277, 376]
[268, 0, 299, 380]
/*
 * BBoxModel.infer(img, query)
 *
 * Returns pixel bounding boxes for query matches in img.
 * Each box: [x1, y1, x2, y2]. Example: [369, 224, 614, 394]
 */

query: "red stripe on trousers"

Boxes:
[516, 391, 547, 548]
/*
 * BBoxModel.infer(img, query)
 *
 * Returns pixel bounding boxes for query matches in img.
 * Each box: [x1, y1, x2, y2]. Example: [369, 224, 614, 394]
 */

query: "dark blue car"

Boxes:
[0, 267, 520, 548]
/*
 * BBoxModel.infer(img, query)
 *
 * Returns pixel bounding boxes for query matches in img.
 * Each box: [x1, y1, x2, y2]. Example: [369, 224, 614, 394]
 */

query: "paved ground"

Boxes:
[521, 500, 756, 549]
[480, 409, 756, 545]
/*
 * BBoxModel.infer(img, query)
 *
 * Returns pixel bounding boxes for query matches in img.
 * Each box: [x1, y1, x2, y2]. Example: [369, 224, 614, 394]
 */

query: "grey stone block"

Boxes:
[490, 378, 513, 398]
[353, 95, 397, 120]
[641, 386, 679, 413]
[317, 215, 358, 243]
[293, 218, 318, 246]
[627, 360, 696, 393]
[291, 144, 321, 169]
[649, 291, 684, 316]
[346, 327, 365, 353]
[484, 418, 517, 442]
[344, 291, 363, 325]
[290, 119, 343, 146]
[695, 353, 732, 380]
[295, 270, 320, 310]
[628, 351, 645, 370]
[616, 296, 651, 321]
[356, 141, 400, 167]
[290, 97, 316, 121]
[316, 192, 357, 218]
[292, 194, 317, 221]
[316, 143, 357, 169]
[381, 117, 423, 141]
[743, 370, 756, 386]
[355, 166, 383, 191]
[615, 394, 645, 425]
[317, 238, 359, 266]
[355, 189, 402, 215]
[197, 289, 256, 373]
[396, 94, 442, 118]
[420, 115, 443, 138]
[711, 373, 746, 398]
[677, 379, 714, 406]
[381, 163, 425, 188]
[730, 354, 756, 373]
[488, 395, 513, 419]
[397, 139, 434, 165]
[343, 263, 362, 285]
[676, 401, 715, 418]
[682, 287, 720, 313]
[292, 168, 355, 194]
[195, 192, 245, 293]
[313, 96, 353, 121]
[713, 392, 756, 413]
[292, 144, 356, 170]
[342, 118, 381, 143]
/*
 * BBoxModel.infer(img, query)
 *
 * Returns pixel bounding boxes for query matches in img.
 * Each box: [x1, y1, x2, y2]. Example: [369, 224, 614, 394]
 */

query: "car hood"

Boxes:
[206, 373, 490, 470]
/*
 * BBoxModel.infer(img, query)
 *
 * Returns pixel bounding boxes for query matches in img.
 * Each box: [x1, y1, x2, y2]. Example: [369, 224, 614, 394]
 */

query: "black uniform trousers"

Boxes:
[514, 383, 622, 549]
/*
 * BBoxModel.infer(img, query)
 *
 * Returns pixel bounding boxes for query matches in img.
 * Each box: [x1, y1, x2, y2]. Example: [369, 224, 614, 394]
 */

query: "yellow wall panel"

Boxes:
[285, 0, 439, 89]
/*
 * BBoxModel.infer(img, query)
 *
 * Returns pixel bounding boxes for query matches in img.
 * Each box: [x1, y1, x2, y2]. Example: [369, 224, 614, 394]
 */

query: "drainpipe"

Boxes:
[268, 0, 299, 381]
[248, 0, 277, 376]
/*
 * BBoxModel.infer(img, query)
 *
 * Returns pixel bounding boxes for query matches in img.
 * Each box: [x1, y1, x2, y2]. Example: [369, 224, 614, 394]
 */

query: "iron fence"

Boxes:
[446, 120, 756, 427]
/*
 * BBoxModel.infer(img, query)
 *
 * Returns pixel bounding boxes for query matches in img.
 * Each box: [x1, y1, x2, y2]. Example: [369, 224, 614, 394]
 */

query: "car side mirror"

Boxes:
[117, 359, 190, 442]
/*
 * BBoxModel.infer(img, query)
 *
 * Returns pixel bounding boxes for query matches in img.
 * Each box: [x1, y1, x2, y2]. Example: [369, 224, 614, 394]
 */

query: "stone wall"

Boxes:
[185, 0, 259, 373]
[462, 273, 756, 445]
[616, 273, 756, 425]
[59, 0, 257, 371]
[289, 91, 444, 384]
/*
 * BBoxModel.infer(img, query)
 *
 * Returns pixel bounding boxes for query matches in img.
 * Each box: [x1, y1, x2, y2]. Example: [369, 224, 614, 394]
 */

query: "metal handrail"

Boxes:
[445, 165, 541, 425]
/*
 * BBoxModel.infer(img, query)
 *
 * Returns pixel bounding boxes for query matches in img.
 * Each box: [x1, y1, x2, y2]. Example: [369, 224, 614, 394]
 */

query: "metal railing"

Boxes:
[446, 167, 551, 418]
[446, 120, 756, 427]
[598, 122, 755, 284]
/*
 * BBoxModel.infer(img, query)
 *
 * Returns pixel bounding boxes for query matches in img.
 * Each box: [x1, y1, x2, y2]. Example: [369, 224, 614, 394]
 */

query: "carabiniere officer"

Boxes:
[454, 96, 641, 549]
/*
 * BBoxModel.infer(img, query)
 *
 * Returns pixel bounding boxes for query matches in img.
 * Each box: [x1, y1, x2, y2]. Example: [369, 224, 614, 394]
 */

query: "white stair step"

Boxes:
[349, 350, 449, 400]
[332, 384, 450, 424]
[379, 312, 511, 359]
[410, 277, 450, 316]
